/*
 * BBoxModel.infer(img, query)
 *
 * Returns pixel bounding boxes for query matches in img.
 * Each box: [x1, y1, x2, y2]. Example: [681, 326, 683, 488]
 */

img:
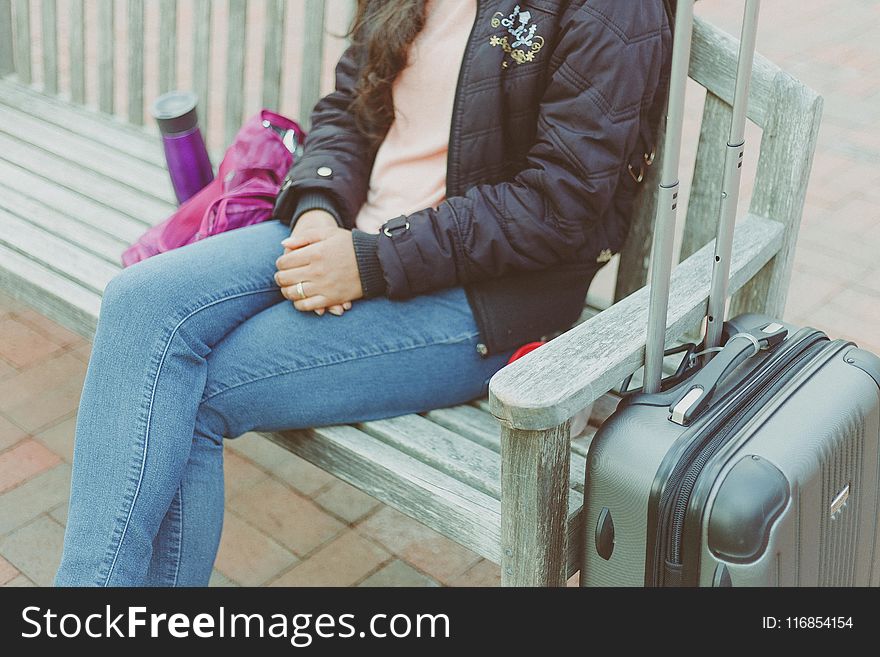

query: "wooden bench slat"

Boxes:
[456, 366, 619, 460]
[40, 0, 57, 94]
[690, 17, 775, 128]
[159, 0, 177, 95]
[422, 405, 501, 452]
[127, 0, 145, 125]
[97, 0, 114, 114]
[421, 405, 589, 494]
[681, 91, 731, 263]
[0, 208, 118, 295]
[261, 0, 285, 111]
[0, 158, 150, 244]
[299, 0, 326, 131]
[68, 0, 85, 104]
[0, 180, 128, 263]
[0, 131, 175, 224]
[0, 81, 165, 167]
[0, 243, 100, 338]
[264, 425, 504, 563]
[192, 0, 212, 136]
[12, 0, 30, 84]
[266, 423, 585, 567]
[357, 414, 504, 499]
[489, 213, 786, 431]
[224, 0, 247, 147]
[0, 103, 175, 203]
[0, 0, 13, 76]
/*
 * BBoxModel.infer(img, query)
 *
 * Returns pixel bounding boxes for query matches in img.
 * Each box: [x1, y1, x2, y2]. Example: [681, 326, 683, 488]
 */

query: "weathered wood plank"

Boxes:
[0, 180, 129, 262]
[97, 0, 114, 113]
[680, 92, 730, 262]
[0, 208, 118, 294]
[613, 16, 776, 304]
[0, 131, 174, 223]
[299, 0, 325, 130]
[12, 0, 30, 83]
[40, 0, 57, 93]
[0, 0, 13, 76]
[264, 424, 584, 574]
[731, 74, 823, 320]
[68, 0, 84, 103]
[690, 17, 775, 128]
[158, 0, 177, 94]
[265, 425, 504, 564]
[192, 0, 211, 135]
[614, 122, 662, 302]
[501, 421, 571, 586]
[0, 80, 165, 165]
[489, 214, 785, 431]
[418, 405, 589, 494]
[224, 0, 247, 147]
[261, 0, 285, 111]
[0, 103, 174, 201]
[358, 414, 504, 499]
[423, 405, 502, 452]
[0, 244, 101, 339]
[127, 0, 144, 124]
[0, 158, 149, 243]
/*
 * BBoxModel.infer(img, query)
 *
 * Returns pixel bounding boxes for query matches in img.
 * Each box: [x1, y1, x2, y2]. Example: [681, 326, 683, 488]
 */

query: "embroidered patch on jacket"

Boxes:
[597, 249, 614, 264]
[490, 5, 545, 68]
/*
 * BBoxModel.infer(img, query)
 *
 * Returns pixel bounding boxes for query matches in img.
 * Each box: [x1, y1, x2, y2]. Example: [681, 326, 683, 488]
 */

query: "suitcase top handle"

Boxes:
[644, 0, 761, 394]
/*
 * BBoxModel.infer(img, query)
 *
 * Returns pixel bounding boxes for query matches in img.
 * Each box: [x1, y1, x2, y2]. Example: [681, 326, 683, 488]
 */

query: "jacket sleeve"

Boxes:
[280, 39, 377, 230]
[361, 2, 669, 299]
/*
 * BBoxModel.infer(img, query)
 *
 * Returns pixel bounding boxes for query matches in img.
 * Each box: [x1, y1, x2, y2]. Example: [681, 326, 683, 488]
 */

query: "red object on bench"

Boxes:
[507, 341, 547, 365]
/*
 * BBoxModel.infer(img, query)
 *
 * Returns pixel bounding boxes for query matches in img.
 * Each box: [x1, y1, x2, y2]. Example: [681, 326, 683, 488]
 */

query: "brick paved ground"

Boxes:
[1, 0, 878, 587]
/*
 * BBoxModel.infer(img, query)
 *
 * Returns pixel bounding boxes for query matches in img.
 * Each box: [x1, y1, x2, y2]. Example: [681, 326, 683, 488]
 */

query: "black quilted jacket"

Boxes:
[278, 0, 672, 357]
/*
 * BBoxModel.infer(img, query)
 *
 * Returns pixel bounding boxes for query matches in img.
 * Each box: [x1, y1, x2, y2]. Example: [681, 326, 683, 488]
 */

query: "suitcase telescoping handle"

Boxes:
[643, 0, 761, 394]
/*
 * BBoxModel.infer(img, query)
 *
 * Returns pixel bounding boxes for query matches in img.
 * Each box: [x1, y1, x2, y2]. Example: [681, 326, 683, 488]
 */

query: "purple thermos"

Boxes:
[151, 91, 214, 205]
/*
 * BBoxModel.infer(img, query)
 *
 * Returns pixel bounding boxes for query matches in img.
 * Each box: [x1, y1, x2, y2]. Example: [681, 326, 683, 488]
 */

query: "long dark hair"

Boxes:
[347, 0, 429, 148]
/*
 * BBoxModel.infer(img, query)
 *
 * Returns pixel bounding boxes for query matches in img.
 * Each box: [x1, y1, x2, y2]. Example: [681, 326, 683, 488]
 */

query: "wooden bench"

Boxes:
[0, 3, 821, 586]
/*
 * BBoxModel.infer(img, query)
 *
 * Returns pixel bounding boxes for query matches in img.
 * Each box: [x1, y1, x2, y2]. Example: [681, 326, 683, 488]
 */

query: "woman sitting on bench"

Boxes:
[56, 0, 671, 586]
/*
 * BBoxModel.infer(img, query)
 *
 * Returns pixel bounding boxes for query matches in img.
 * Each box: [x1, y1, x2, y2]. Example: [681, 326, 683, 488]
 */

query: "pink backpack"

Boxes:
[122, 110, 304, 267]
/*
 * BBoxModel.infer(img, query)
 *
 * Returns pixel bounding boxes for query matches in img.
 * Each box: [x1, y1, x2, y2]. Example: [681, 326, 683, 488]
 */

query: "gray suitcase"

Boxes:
[581, 1, 880, 587]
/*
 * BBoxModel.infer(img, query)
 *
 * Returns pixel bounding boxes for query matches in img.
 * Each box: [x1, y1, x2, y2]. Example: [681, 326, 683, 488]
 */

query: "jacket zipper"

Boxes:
[446, 0, 482, 198]
[448, 1, 489, 353]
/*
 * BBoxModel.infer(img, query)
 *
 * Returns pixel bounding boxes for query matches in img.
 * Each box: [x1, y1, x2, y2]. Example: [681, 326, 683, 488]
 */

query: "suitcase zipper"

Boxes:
[649, 329, 830, 585]
[667, 342, 824, 563]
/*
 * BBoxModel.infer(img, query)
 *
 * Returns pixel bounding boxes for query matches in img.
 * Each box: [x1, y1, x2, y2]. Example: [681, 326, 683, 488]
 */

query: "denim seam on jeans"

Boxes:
[101, 285, 279, 586]
[199, 328, 483, 405]
[172, 485, 183, 587]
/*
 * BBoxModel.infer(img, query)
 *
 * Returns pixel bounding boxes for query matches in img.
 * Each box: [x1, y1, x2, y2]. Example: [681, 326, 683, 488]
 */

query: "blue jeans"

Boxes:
[55, 221, 514, 586]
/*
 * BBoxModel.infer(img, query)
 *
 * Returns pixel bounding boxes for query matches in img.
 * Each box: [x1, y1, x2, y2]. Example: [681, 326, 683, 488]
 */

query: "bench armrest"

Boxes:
[488, 213, 784, 431]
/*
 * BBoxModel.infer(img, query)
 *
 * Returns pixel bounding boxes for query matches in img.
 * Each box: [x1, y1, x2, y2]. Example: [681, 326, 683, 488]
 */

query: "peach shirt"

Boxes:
[353, 0, 478, 234]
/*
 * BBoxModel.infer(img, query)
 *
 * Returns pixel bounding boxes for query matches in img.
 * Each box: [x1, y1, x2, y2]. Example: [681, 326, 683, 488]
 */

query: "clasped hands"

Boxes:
[274, 210, 364, 316]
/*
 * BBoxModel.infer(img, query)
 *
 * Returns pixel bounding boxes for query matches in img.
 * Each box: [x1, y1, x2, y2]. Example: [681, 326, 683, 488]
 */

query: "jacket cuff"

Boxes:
[351, 229, 387, 298]
[290, 190, 345, 229]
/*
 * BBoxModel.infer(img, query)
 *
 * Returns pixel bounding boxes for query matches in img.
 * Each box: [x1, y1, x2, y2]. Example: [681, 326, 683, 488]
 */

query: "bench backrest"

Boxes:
[0, 0, 355, 148]
[616, 17, 822, 323]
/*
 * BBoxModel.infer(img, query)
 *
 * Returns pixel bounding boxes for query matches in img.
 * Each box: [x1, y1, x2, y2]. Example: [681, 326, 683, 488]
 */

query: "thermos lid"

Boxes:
[151, 91, 200, 135]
